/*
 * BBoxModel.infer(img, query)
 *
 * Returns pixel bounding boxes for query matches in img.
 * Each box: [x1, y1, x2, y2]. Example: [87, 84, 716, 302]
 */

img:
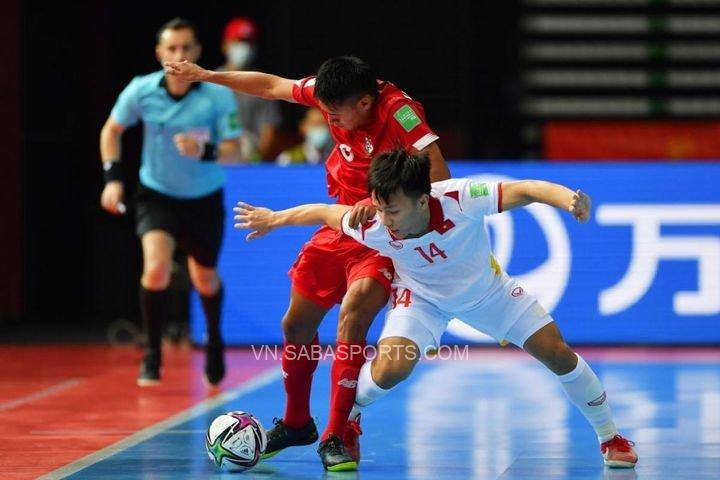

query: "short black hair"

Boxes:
[368, 149, 431, 204]
[156, 17, 200, 44]
[314, 56, 378, 106]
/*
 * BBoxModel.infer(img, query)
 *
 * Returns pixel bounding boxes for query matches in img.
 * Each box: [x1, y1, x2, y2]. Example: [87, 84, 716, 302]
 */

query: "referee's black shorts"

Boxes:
[135, 184, 225, 268]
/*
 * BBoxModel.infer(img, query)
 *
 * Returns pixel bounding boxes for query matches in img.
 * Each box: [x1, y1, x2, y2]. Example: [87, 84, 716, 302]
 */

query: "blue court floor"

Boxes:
[47, 349, 720, 479]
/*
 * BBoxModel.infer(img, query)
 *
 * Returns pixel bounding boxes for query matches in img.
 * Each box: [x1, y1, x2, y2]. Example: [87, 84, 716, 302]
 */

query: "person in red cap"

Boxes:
[218, 17, 281, 161]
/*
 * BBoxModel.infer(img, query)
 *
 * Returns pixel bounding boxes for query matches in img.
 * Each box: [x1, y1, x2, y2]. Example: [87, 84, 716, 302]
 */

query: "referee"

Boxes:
[99, 18, 241, 386]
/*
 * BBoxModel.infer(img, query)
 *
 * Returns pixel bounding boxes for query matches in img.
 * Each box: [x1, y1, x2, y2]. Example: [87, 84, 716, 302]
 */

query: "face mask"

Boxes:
[227, 42, 254, 69]
[307, 126, 331, 149]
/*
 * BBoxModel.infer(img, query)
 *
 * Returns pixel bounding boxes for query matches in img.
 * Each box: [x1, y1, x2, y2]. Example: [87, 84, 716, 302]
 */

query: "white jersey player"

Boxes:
[340, 177, 538, 347]
[234, 149, 638, 469]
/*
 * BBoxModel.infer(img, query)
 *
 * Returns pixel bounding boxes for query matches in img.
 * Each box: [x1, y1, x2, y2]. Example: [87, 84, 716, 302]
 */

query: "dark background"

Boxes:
[1, 0, 521, 334]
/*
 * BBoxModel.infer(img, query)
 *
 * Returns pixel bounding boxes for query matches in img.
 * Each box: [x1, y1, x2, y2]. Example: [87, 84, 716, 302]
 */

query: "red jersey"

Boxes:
[292, 77, 439, 205]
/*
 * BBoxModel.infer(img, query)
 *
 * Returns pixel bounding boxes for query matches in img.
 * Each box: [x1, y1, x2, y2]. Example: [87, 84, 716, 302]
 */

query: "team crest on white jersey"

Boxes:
[389, 240, 403, 250]
[364, 136, 374, 155]
[339, 144, 354, 162]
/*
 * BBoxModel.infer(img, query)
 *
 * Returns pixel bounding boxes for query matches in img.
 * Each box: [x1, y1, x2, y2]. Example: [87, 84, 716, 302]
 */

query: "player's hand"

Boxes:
[348, 203, 376, 229]
[173, 133, 202, 158]
[233, 202, 275, 240]
[569, 189, 591, 223]
[100, 181, 126, 215]
[163, 60, 209, 82]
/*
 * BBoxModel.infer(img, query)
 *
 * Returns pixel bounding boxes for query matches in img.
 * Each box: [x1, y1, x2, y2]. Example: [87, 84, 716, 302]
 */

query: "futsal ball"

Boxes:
[206, 411, 267, 471]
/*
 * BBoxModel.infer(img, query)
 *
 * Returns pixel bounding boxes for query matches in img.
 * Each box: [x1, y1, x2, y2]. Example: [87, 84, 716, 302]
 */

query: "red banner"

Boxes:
[545, 121, 720, 161]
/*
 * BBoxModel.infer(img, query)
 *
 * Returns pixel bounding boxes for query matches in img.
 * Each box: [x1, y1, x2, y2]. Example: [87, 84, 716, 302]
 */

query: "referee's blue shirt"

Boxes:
[110, 70, 241, 199]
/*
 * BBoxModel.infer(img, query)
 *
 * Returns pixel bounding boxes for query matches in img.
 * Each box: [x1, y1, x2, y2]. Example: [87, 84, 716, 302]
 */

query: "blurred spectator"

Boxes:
[276, 108, 333, 166]
[219, 17, 281, 162]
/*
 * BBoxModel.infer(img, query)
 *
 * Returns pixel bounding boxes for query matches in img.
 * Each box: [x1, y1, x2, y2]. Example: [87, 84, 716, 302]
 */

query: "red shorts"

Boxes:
[289, 226, 394, 309]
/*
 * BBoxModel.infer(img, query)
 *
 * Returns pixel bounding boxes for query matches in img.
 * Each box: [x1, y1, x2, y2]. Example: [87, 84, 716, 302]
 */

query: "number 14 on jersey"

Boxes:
[414, 242, 447, 264]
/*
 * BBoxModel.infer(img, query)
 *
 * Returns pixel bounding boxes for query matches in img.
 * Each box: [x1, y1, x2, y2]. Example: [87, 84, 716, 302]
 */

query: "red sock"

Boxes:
[282, 334, 320, 428]
[321, 340, 366, 441]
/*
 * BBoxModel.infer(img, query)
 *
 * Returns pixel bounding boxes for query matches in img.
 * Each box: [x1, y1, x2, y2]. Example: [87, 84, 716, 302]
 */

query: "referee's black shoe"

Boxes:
[204, 343, 225, 386]
[261, 417, 318, 460]
[137, 351, 161, 386]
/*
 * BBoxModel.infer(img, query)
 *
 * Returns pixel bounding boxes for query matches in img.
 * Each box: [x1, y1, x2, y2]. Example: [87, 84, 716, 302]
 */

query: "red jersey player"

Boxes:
[165, 56, 450, 471]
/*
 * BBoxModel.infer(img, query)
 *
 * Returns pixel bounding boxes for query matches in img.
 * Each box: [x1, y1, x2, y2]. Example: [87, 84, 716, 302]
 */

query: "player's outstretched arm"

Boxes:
[501, 180, 592, 223]
[233, 202, 352, 240]
[163, 60, 297, 102]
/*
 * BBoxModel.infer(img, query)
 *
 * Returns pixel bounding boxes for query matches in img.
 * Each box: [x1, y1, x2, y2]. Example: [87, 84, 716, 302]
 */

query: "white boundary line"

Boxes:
[38, 367, 282, 480]
[0, 379, 82, 412]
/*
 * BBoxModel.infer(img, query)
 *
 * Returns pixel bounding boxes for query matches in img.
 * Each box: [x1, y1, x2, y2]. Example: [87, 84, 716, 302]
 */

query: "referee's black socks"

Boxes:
[200, 284, 224, 348]
[139, 286, 168, 359]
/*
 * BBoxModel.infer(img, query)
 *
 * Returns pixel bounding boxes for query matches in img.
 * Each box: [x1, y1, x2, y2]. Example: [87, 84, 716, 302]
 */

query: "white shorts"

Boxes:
[378, 273, 553, 352]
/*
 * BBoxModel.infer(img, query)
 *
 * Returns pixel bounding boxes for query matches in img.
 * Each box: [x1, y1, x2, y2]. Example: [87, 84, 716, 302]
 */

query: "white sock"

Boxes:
[350, 361, 391, 420]
[558, 353, 618, 443]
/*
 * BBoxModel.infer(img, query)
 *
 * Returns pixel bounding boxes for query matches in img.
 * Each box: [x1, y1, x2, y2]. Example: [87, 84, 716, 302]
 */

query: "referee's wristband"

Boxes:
[102, 161, 123, 183]
[200, 142, 217, 162]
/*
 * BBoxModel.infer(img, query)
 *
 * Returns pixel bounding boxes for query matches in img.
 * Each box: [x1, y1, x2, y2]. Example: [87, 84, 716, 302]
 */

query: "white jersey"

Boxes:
[341, 178, 504, 312]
